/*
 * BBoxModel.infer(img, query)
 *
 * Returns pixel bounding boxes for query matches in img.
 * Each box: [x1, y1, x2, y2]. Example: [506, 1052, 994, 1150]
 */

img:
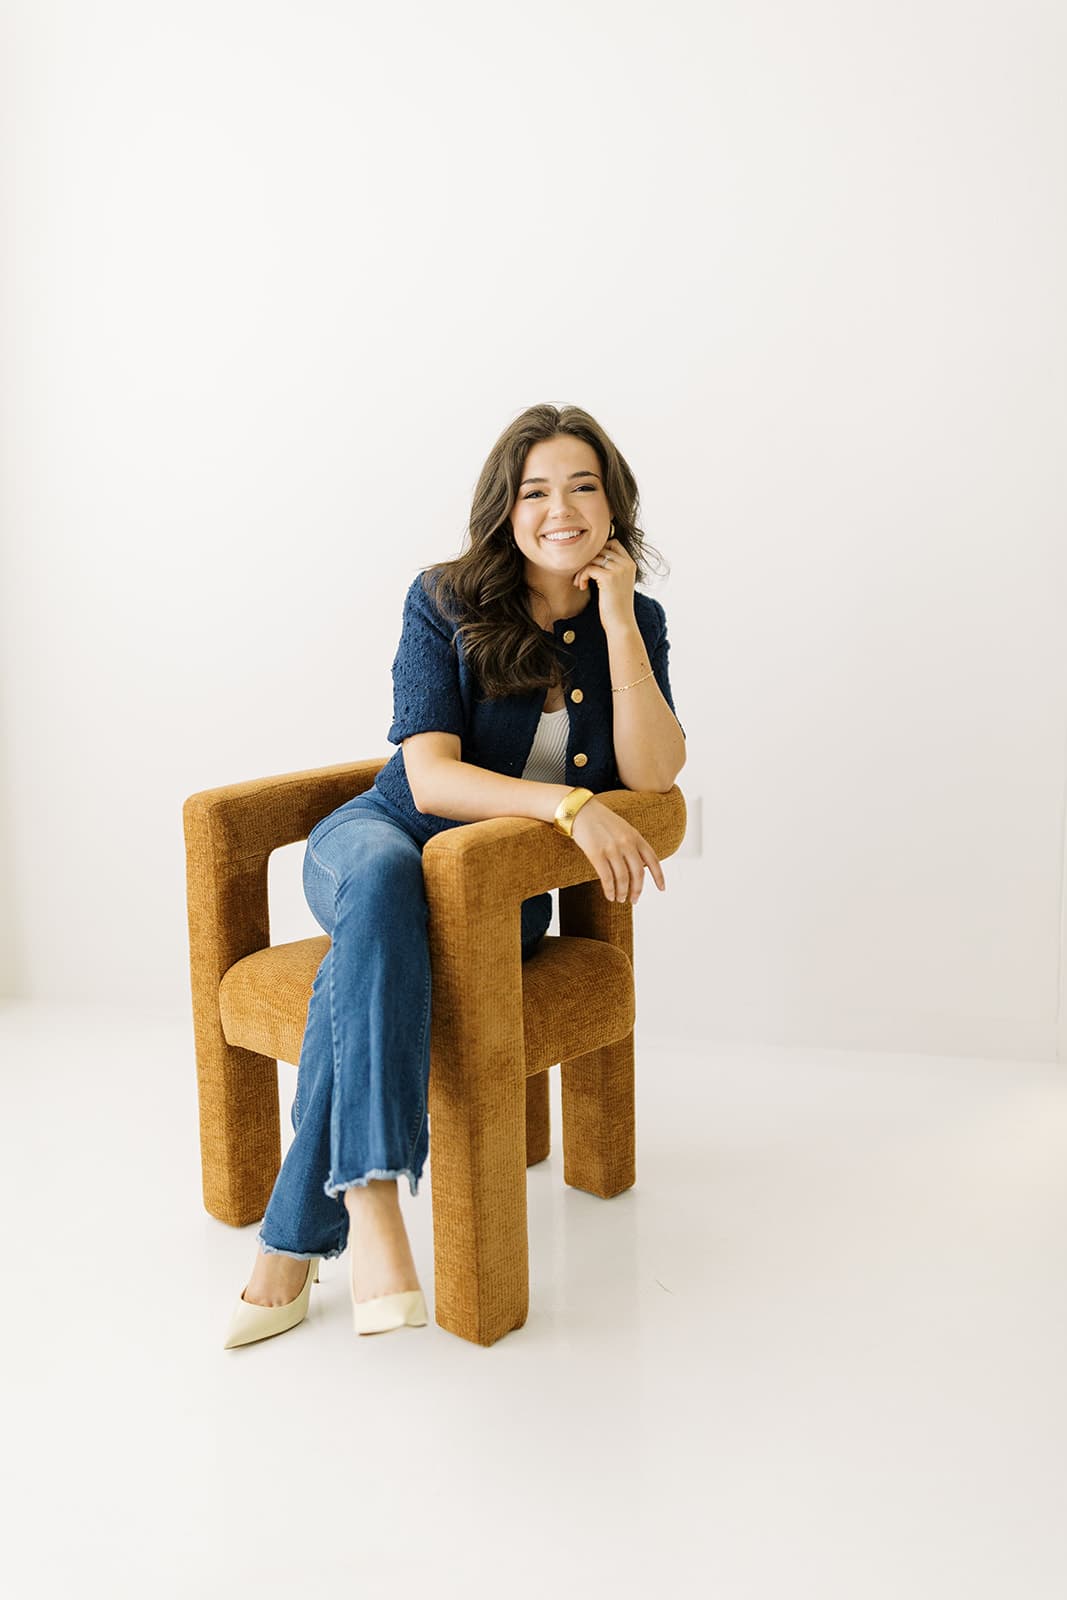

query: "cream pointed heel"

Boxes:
[222, 1256, 321, 1350]
[351, 1286, 428, 1335]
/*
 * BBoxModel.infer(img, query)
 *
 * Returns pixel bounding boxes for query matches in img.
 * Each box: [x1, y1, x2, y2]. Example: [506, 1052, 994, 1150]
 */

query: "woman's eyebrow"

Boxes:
[519, 471, 601, 488]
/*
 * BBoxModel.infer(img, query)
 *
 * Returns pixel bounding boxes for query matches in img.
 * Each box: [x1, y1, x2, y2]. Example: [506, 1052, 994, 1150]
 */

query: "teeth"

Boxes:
[543, 530, 583, 541]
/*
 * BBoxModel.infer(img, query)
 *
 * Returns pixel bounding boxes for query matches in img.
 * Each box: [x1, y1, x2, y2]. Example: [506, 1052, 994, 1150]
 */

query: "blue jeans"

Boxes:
[257, 786, 554, 1262]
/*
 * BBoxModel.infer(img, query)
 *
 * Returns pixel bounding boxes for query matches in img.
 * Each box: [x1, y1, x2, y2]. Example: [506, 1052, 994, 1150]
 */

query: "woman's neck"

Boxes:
[527, 576, 593, 631]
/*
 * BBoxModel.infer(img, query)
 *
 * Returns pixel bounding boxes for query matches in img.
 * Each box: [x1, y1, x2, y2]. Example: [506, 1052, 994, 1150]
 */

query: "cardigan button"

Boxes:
[562, 629, 576, 644]
[570, 688, 584, 703]
[573, 752, 588, 767]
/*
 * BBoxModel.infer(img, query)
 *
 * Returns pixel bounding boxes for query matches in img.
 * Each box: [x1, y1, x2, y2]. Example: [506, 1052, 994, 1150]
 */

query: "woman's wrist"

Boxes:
[551, 786, 597, 837]
[539, 783, 579, 823]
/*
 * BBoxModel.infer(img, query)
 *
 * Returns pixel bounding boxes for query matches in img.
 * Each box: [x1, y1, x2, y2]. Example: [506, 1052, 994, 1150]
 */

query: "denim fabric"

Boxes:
[256, 786, 553, 1262]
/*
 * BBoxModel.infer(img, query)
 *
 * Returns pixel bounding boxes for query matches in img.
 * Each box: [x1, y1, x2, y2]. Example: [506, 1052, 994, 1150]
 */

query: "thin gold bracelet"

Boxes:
[611, 667, 656, 694]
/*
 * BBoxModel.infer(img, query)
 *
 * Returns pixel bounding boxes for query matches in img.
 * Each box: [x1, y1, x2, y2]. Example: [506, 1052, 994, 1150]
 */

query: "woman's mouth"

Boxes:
[540, 529, 586, 545]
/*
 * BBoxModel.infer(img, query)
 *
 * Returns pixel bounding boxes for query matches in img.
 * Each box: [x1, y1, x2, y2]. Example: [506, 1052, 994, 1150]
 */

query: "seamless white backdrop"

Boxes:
[1, 0, 1064, 1059]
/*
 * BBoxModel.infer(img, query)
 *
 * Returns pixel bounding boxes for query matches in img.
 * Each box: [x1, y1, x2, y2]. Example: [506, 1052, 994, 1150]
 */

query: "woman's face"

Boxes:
[509, 434, 613, 582]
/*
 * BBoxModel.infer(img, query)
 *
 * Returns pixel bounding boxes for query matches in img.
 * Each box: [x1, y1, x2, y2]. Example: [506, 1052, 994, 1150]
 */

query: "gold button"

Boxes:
[562, 629, 576, 643]
[573, 752, 588, 767]
[570, 688, 584, 703]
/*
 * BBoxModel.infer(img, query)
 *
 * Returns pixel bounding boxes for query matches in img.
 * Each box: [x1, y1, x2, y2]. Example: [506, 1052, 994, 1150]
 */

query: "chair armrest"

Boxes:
[183, 759, 387, 864]
[420, 785, 687, 908]
[183, 758, 386, 986]
[420, 786, 687, 1074]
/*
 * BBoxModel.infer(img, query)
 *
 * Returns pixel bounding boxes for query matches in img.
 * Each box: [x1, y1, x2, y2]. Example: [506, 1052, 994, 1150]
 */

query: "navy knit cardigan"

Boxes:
[370, 569, 684, 846]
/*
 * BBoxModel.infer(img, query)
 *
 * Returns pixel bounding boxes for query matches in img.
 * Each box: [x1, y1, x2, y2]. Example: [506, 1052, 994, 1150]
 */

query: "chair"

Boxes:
[183, 759, 686, 1346]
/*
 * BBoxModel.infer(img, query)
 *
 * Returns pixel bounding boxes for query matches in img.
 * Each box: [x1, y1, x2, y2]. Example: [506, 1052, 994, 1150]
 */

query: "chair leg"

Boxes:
[194, 1040, 281, 1226]
[428, 1062, 529, 1346]
[525, 1070, 551, 1166]
[560, 1028, 635, 1198]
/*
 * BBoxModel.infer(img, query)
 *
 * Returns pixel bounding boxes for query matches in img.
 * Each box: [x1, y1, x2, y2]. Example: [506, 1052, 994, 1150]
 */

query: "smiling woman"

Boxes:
[222, 402, 685, 1352]
[416, 407, 675, 701]
[373, 407, 685, 871]
[511, 440, 613, 618]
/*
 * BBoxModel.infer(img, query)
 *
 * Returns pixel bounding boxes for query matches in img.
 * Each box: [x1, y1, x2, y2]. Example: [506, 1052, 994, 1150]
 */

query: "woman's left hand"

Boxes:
[573, 536, 637, 627]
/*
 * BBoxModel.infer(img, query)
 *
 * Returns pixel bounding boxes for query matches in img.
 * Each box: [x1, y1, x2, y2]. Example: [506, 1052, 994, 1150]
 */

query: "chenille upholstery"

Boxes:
[183, 759, 687, 1346]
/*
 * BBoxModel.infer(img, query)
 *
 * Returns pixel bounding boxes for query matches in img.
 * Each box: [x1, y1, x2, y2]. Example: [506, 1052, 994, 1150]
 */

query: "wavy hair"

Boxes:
[420, 403, 668, 701]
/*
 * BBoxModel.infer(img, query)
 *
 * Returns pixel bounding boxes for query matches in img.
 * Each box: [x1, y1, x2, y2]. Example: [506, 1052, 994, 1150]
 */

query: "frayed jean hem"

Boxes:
[255, 1232, 347, 1263]
[324, 1167, 421, 1200]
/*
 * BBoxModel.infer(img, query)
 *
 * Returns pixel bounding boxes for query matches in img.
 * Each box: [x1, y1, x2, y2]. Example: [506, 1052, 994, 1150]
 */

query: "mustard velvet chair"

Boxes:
[183, 758, 687, 1347]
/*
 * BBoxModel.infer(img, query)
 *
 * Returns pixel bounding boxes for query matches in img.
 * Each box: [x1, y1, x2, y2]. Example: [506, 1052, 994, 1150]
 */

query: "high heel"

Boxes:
[349, 1248, 428, 1335]
[223, 1256, 321, 1350]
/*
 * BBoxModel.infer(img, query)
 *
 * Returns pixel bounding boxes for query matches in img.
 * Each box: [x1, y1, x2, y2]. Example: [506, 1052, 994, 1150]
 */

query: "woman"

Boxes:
[223, 402, 686, 1348]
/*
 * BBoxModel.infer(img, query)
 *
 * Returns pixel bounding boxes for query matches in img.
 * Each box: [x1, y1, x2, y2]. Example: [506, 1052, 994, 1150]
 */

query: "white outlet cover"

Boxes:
[674, 793, 701, 858]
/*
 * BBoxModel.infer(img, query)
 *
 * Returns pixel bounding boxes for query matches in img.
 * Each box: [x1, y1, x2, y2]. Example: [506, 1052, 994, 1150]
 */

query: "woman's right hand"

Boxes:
[569, 797, 666, 904]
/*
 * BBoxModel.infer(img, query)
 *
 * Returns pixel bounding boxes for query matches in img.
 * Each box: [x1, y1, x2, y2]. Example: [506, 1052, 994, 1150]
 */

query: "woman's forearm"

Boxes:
[605, 617, 686, 791]
[414, 757, 574, 825]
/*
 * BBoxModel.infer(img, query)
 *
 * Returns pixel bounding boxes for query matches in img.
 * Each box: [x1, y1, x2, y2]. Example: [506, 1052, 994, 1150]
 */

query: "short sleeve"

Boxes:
[648, 598, 685, 739]
[385, 575, 467, 745]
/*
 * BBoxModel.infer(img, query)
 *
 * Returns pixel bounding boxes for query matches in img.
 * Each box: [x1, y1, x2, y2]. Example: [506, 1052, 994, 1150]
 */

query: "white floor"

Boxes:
[2, 1001, 1065, 1599]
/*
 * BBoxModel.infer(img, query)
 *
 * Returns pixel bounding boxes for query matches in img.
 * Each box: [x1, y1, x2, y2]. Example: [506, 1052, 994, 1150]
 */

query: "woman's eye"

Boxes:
[523, 485, 596, 499]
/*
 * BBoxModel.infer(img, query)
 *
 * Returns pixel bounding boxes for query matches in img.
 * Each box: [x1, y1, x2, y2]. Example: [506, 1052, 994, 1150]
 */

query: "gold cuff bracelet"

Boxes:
[552, 786, 596, 838]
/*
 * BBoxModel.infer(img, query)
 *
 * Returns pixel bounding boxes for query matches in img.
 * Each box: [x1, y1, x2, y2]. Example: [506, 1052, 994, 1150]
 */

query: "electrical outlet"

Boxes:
[674, 793, 702, 858]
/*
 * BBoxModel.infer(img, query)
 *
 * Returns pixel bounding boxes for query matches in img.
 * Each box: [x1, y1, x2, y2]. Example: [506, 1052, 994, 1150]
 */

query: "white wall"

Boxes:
[2, 0, 1064, 1061]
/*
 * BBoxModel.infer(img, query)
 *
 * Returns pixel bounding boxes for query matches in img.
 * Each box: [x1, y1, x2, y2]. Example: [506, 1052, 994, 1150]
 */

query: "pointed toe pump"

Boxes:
[350, 1264, 428, 1336]
[223, 1257, 321, 1350]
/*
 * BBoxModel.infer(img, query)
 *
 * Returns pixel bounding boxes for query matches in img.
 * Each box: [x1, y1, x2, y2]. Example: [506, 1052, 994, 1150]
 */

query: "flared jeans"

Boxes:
[257, 786, 553, 1263]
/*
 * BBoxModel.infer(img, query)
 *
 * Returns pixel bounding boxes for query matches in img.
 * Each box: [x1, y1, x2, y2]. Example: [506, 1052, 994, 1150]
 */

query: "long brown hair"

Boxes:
[421, 403, 668, 700]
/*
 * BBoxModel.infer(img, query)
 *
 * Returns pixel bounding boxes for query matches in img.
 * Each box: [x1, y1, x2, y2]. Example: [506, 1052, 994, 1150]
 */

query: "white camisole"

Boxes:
[520, 706, 569, 785]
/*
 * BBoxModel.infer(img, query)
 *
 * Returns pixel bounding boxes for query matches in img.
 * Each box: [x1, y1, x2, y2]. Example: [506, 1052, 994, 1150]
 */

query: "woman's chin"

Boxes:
[527, 553, 580, 576]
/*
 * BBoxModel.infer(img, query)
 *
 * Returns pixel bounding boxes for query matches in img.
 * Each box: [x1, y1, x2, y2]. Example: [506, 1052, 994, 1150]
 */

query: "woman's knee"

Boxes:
[316, 820, 426, 911]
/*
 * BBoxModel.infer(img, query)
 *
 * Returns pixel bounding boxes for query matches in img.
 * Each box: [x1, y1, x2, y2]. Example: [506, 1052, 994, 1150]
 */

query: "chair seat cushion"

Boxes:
[218, 933, 634, 1073]
[219, 936, 330, 1067]
[518, 935, 634, 1073]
